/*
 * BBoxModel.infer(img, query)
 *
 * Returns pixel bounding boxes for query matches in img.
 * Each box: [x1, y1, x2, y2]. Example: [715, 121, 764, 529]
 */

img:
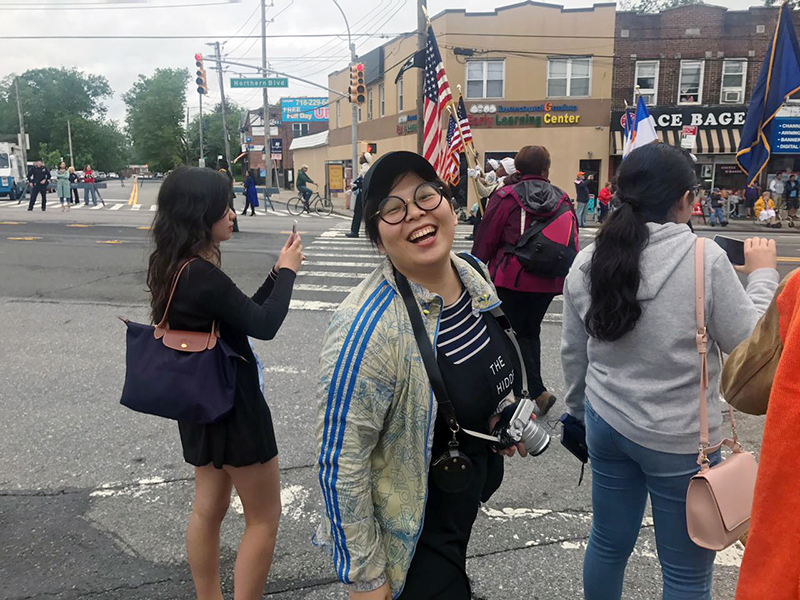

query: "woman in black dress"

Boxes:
[146, 167, 303, 600]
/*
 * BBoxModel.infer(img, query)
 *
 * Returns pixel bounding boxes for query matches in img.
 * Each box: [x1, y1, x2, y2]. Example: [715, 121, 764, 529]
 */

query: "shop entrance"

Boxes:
[579, 159, 602, 197]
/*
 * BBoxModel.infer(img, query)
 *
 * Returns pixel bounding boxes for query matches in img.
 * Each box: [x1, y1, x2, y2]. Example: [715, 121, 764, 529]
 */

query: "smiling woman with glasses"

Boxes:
[315, 151, 533, 600]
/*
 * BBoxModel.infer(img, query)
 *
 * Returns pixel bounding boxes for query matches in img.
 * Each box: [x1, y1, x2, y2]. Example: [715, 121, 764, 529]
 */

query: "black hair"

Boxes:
[146, 166, 232, 322]
[584, 144, 697, 342]
[363, 170, 450, 246]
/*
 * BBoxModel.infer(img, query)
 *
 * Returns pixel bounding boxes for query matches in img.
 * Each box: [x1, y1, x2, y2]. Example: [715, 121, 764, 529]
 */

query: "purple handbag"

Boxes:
[119, 259, 241, 423]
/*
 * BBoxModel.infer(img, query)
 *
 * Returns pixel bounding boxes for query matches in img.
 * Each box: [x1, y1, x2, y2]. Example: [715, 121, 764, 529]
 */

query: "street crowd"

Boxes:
[24, 158, 109, 211]
[120, 142, 798, 600]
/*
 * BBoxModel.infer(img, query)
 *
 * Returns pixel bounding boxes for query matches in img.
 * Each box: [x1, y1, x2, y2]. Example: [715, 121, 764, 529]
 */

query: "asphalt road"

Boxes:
[1, 199, 798, 600]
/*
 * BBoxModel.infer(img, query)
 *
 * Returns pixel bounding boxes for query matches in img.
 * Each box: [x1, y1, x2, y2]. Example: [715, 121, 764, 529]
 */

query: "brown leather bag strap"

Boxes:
[156, 258, 197, 329]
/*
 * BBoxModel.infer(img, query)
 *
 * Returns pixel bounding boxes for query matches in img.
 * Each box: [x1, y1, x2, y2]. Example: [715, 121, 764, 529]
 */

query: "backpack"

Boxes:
[507, 200, 578, 279]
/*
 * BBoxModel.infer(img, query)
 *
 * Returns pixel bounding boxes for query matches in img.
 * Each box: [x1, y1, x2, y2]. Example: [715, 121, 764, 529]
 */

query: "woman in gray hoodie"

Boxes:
[561, 144, 779, 600]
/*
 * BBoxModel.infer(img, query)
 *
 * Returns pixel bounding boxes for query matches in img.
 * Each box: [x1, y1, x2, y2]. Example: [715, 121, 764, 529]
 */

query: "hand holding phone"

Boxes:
[714, 235, 745, 265]
[735, 237, 777, 275]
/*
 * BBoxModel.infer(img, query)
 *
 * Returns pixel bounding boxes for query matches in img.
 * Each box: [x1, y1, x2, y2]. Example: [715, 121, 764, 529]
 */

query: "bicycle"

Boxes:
[287, 190, 333, 217]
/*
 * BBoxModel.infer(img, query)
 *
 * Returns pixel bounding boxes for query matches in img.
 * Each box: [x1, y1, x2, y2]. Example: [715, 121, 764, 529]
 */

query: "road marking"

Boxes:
[0, 221, 24, 225]
[97, 240, 125, 244]
[290, 299, 341, 311]
[307, 253, 377, 259]
[7, 236, 41, 241]
[130, 204, 142, 211]
[297, 271, 369, 280]
[71, 204, 84, 209]
[0, 201, 19, 207]
[279, 230, 308, 235]
[66, 224, 91, 228]
[304, 261, 379, 268]
[109, 203, 124, 211]
[90, 204, 104, 210]
[149, 205, 157, 211]
[294, 283, 355, 293]
[778, 257, 800, 263]
[137, 226, 151, 230]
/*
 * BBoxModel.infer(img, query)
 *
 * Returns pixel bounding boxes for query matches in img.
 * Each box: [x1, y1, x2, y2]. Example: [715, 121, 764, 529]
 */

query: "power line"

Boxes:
[0, 32, 405, 39]
[221, 1, 261, 47]
[0, 0, 236, 9]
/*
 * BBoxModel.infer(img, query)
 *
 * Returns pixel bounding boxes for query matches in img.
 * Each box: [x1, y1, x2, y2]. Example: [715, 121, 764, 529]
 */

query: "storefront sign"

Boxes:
[397, 114, 418, 135]
[269, 139, 282, 156]
[773, 118, 800, 154]
[468, 103, 582, 128]
[612, 106, 747, 132]
[327, 163, 345, 193]
[281, 98, 329, 123]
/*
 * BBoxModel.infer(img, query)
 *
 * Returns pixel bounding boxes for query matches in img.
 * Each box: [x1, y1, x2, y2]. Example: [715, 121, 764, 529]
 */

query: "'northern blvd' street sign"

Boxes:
[230, 78, 288, 89]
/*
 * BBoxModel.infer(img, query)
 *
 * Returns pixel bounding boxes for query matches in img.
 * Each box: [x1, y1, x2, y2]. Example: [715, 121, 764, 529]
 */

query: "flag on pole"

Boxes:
[456, 97, 472, 147]
[423, 26, 454, 175]
[622, 107, 634, 159]
[736, 3, 800, 186]
[630, 95, 658, 152]
[444, 114, 461, 186]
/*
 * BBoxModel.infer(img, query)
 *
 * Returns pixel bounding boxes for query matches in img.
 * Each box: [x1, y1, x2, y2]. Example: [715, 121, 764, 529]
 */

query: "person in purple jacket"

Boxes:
[473, 145, 579, 417]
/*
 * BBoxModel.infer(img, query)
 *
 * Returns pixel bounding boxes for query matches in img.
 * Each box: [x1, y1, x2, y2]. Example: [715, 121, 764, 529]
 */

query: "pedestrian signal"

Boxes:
[195, 53, 208, 95]
[349, 63, 366, 105]
[365, 142, 377, 154]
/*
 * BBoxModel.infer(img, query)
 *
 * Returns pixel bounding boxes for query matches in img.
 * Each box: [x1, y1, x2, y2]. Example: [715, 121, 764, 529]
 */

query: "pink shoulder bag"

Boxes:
[685, 237, 759, 551]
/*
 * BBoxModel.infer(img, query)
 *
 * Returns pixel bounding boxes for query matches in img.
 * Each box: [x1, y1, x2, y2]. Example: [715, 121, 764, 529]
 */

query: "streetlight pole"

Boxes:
[332, 0, 359, 190]
[213, 41, 233, 171]
[416, 0, 427, 155]
[14, 78, 28, 171]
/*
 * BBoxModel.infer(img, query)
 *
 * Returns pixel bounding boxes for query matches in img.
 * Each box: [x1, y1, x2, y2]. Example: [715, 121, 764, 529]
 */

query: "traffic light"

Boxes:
[195, 53, 208, 95]
[349, 63, 366, 105]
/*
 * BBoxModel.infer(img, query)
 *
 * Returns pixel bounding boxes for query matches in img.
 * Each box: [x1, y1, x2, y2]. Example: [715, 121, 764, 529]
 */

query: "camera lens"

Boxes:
[519, 419, 551, 456]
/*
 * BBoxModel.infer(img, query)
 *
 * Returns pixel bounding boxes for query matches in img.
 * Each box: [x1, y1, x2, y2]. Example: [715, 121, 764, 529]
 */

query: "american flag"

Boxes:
[444, 114, 461, 186]
[423, 26, 453, 175]
[456, 97, 472, 146]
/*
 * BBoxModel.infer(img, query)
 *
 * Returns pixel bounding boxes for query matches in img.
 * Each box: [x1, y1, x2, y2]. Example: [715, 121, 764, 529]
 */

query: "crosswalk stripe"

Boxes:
[149, 205, 157, 211]
[290, 299, 341, 311]
[294, 284, 354, 293]
[109, 203, 124, 211]
[131, 204, 142, 211]
[90, 204, 104, 210]
[306, 253, 377, 259]
[297, 271, 370, 279]
[304, 261, 378, 268]
[0, 201, 17, 207]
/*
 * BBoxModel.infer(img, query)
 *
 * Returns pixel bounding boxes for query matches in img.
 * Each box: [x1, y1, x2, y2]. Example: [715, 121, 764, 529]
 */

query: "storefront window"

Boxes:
[634, 61, 659, 105]
[547, 57, 591, 98]
[466, 60, 505, 99]
[721, 60, 747, 104]
[678, 60, 704, 104]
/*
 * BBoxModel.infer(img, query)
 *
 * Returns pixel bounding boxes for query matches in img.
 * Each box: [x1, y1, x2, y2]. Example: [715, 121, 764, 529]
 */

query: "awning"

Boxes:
[289, 130, 329, 151]
[611, 127, 742, 156]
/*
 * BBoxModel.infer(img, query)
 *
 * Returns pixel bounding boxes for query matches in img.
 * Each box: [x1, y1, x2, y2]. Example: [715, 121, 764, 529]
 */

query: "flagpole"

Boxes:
[447, 102, 483, 215]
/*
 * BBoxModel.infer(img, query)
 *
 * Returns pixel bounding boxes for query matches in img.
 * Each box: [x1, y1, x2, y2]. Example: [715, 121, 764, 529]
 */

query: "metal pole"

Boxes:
[67, 119, 74, 168]
[14, 78, 28, 170]
[332, 0, 359, 191]
[214, 41, 233, 171]
[199, 93, 204, 166]
[261, 0, 274, 188]
[416, 0, 427, 155]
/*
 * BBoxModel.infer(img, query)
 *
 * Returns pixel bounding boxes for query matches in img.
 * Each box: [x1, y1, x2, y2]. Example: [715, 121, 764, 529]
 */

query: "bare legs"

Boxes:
[187, 458, 281, 600]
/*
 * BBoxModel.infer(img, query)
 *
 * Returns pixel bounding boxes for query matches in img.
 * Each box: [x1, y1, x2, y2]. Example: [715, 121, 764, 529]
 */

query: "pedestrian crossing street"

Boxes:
[0, 200, 350, 219]
[288, 224, 598, 315]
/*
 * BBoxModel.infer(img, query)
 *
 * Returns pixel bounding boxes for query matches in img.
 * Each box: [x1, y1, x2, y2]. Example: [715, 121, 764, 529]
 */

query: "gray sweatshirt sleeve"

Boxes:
[707, 256, 780, 355]
[561, 279, 590, 421]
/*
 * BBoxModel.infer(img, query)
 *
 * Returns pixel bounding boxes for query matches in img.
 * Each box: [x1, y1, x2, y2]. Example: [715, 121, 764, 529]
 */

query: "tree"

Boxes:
[0, 68, 126, 171]
[123, 68, 188, 173]
[764, 0, 798, 7]
[186, 100, 246, 168]
[620, 0, 703, 12]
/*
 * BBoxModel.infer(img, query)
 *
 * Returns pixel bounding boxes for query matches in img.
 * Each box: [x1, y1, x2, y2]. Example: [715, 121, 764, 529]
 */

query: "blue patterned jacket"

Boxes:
[315, 252, 501, 598]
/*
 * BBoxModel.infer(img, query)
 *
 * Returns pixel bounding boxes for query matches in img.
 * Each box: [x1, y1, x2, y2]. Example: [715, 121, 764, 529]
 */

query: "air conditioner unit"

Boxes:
[723, 90, 742, 103]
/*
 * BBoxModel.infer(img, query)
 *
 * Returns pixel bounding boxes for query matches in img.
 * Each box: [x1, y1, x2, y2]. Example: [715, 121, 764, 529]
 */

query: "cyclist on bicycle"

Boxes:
[297, 165, 317, 212]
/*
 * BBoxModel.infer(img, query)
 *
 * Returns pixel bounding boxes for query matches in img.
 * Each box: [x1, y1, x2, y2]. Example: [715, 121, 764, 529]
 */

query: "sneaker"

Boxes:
[345, 232, 359, 238]
[710, 222, 717, 227]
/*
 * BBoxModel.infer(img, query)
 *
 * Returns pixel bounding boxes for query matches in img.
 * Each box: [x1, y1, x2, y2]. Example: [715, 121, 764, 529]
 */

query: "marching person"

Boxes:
[316, 151, 531, 600]
[69, 167, 80, 204]
[27, 158, 50, 211]
[55, 161, 71, 212]
[561, 143, 779, 600]
[473, 145, 578, 418]
[147, 166, 303, 600]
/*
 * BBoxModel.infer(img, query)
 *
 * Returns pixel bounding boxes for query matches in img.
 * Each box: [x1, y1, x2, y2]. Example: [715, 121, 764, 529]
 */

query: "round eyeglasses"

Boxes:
[372, 182, 445, 225]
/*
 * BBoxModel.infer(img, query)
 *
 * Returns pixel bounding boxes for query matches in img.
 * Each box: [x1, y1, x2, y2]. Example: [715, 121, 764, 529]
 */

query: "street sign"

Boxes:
[230, 78, 288, 89]
[681, 125, 698, 150]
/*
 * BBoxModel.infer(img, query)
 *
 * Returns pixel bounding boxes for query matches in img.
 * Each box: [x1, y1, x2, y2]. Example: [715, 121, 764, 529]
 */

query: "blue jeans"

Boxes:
[583, 401, 719, 600]
[709, 206, 725, 225]
[84, 185, 97, 205]
[576, 201, 588, 227]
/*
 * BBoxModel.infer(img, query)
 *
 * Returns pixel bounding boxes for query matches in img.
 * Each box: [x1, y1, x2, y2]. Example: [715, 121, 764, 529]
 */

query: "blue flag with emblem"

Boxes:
[737, 4, 800, 185]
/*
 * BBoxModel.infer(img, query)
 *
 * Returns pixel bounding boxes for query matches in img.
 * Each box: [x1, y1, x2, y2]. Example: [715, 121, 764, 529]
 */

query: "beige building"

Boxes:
[291, 0, 616, 203]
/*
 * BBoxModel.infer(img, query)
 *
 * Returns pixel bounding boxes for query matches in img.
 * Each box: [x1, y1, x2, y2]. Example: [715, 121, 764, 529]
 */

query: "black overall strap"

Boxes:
[394, 269, 460, 432]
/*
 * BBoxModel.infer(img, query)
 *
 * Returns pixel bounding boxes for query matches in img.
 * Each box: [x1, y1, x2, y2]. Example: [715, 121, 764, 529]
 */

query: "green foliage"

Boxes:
[620, 0, 703, 12]
[764, 0, 798, 7]
[186, 100, 246, 168]
[0, 68, 127, 171]
[123, 68, 188, 173]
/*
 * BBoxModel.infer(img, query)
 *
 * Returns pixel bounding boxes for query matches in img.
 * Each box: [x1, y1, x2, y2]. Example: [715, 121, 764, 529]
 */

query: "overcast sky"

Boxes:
[3, 0, 759, 125]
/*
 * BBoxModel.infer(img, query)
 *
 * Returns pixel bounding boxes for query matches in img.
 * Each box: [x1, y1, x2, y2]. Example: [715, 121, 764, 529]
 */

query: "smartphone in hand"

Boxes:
[290, 220, 298, 243]
[714, 235, 745, 265]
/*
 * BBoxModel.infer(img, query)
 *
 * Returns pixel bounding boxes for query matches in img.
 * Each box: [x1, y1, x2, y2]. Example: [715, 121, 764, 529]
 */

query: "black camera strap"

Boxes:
[395, 269, 460, 433]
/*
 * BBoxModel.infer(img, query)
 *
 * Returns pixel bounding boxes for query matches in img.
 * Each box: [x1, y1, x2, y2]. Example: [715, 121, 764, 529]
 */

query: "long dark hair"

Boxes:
[147, 166, 232, 322]
[584, 144, 696, 342]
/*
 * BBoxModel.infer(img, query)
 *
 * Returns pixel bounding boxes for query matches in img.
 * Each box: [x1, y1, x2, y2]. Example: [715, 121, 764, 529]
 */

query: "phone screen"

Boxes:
[713, 235, 745, 266]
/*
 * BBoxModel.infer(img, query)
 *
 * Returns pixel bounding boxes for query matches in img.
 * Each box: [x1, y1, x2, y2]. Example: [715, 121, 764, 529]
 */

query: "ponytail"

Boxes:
[584, 144, 696, 342]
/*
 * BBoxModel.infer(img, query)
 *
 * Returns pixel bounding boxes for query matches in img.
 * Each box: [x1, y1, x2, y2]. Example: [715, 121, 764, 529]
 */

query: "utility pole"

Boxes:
[185, 106, 190, 163]
[261, 0, 274, 188]
[332, 0, 358, 196]
[416, 0, 427, 155]
[199, 93, 204, 167]
[213, 41, 233, 171]
[14, 78, 28, 170]
[67, 119, 75, 168]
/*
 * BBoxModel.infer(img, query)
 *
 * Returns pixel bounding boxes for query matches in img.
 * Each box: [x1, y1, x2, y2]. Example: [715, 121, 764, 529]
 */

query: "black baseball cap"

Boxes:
[361, 151, 439, 205]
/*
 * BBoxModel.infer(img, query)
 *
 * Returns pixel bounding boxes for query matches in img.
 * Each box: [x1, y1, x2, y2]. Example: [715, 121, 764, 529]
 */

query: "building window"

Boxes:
[367, 88, 374, 120]
[720, 59, 747, 104]
[466, 60, 504, 99]
[678, 60, 704, 104]
[379, 83, 385, 117]
[397, 76, 404, 111]
[358, 106, 362, 122]
[291, 123, 309, 137]
[634, 60, 659, 105]
[336, 101, 341, 128]
[547, 57, 591, 98]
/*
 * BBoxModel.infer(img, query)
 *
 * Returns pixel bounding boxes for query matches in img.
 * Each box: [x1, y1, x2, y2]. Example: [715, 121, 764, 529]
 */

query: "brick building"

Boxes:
[610, 4, 800, 190]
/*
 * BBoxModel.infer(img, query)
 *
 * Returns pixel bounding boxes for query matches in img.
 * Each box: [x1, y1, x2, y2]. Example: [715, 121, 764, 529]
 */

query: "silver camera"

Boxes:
[491, 396, 551, 457]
